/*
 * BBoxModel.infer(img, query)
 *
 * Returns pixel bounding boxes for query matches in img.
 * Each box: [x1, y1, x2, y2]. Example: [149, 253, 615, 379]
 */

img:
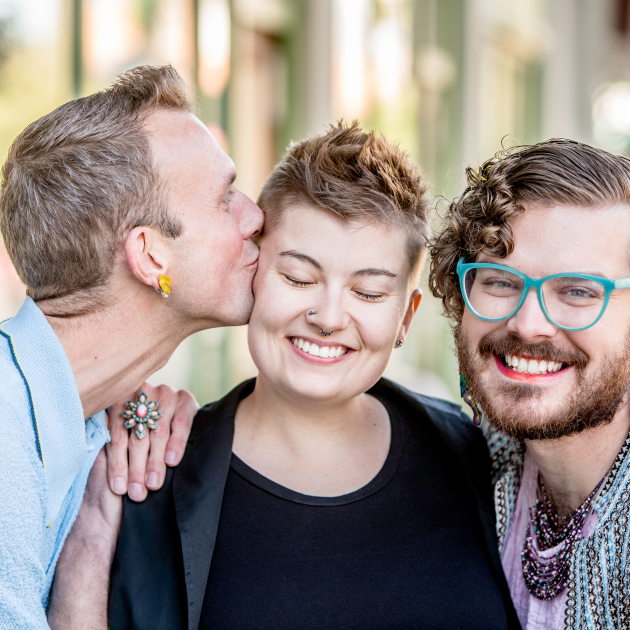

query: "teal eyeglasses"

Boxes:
[456, 257, 630, 331]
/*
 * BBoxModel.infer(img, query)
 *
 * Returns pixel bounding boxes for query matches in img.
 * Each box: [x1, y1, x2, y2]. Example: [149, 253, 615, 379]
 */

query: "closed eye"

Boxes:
[355, 290, 383, 301]
[285, 275, 314, 287]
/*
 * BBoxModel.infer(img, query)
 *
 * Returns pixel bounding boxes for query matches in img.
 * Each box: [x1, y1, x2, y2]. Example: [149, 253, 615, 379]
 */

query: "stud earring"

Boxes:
[156, 274, 171, 298]
[396, 340, 403, 348]
[460, 373, 482, 426]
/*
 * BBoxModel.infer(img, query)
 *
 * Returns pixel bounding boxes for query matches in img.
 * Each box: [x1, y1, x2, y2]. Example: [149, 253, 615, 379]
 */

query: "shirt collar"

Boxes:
[0, 297, 105, 521]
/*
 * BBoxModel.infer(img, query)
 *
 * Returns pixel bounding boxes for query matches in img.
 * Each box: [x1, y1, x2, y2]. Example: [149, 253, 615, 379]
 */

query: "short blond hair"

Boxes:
[1, 64, 194, 307]
[258, 121, 430, 282]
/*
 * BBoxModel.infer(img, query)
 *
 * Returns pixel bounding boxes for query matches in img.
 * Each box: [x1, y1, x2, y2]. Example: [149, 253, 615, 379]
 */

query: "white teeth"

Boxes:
[504, 353, 564, 374]
[291, 338, 348, 358]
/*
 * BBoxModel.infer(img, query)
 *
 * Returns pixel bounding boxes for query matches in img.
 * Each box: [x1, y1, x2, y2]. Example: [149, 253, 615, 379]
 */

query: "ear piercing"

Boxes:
[396, 340, 403, 348]
[156, 274, 171, 298]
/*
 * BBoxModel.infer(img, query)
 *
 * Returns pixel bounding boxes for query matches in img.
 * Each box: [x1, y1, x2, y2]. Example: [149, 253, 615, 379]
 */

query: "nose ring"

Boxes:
[319, 328, 334, 336]
[308, 310, 317, 315]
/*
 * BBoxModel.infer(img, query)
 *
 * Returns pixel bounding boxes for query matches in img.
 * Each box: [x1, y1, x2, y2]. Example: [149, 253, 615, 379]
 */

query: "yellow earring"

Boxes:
[156, 274, 171, 298]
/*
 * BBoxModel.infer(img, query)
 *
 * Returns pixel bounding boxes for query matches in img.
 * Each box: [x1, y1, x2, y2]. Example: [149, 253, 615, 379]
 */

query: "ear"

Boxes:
[395, 288, 422, 346]
[124, 226, 171, 291]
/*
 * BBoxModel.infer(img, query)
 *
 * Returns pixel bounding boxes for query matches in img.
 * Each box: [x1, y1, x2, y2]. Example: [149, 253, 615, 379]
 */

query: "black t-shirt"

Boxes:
[200, 399, 508, 630]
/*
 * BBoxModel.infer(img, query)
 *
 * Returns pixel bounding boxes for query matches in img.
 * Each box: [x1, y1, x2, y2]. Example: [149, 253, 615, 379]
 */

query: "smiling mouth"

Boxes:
[291, 337, 348, 359]
[498, 353, 569, 375]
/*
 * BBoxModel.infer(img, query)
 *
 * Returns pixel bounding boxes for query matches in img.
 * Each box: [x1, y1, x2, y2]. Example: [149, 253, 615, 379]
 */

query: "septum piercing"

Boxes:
[308, 310, 332, 335]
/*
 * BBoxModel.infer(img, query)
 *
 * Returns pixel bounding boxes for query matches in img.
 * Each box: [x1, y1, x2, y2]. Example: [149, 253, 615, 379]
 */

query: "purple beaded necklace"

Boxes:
[521, 474, 604, 600]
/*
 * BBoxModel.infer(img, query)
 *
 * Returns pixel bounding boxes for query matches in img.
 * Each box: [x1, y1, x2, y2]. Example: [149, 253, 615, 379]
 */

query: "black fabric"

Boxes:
[199, 400, 507, 630]
[108, 378, 521, 630]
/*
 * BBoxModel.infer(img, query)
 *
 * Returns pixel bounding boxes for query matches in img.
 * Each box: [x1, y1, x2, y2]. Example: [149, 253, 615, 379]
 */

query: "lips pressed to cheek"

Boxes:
[493, 354, 571, 382]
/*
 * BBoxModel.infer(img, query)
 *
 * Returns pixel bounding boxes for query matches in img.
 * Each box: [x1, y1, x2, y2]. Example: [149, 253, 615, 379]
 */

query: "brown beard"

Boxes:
[455, 325, 630, 441]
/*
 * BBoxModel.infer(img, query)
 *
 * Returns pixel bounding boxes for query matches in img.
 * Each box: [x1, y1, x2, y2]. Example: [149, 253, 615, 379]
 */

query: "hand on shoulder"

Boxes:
[106, 383, 198, 501]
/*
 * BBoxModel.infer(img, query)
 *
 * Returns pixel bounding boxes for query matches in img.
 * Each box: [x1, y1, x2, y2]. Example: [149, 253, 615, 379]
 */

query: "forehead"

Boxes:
[264, 204, 411, 275]
[145, 109, 234, 189]
[492, 203, 630, 277]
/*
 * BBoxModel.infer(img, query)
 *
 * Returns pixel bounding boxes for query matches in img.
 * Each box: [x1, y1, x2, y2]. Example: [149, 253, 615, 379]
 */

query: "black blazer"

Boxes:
[109, 378, 520, 630]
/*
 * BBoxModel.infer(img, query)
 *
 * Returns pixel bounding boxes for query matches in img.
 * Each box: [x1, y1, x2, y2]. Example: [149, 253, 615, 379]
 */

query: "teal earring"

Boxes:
[460, 373, 482, 426]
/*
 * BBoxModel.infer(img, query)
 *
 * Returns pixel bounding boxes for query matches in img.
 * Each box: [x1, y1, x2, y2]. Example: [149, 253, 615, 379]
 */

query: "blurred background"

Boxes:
[0, 0, 628, 404]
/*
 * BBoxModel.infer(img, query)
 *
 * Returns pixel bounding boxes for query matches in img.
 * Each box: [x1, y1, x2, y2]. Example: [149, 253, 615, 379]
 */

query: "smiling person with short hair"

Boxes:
[106, 121, 518, 630]
[54, 122, 519, 629]
[430, 139, 630, 629]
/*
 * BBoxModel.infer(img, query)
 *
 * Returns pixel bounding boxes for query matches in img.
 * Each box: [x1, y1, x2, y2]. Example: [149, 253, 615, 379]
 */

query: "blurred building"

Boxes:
[0, 0, 628, 403]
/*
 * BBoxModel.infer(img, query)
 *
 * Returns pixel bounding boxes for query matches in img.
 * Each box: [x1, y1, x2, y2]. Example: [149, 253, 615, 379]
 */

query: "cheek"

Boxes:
[197, 214, 242, 267]
[356, 303, 403, 352]
[461, 311, 497, 350]
[251, 274, 306, 329]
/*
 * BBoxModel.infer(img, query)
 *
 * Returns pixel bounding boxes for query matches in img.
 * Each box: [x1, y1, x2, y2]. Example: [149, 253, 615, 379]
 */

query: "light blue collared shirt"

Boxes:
[0, 298, 109, 630]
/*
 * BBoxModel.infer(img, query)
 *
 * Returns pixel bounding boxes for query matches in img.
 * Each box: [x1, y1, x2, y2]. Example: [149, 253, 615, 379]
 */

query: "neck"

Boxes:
[40, 292, 199, 419]
[233, 374, 390, 496]
[238, 374, 378, 442]
[525, 402, 630, 516]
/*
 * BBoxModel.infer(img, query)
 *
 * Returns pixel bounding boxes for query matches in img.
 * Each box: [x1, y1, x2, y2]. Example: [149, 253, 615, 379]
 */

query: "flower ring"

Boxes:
[122, 391, 161, 439]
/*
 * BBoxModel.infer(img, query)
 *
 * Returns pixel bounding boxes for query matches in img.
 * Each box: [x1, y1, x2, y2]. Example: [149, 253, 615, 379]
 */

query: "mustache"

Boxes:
[477, 331, 589, 370]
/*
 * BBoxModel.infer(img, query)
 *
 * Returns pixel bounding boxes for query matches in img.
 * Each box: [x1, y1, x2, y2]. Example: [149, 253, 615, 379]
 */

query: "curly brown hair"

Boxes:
[429, 138, 630, 322]
[258, 120, 430, 283]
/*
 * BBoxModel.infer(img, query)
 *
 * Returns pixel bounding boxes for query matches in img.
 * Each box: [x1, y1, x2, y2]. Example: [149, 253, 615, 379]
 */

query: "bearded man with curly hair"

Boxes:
[430, 139, 630, 629]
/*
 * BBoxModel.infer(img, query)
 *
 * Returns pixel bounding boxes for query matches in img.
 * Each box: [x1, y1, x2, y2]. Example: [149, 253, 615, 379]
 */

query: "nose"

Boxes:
[506, 287, 558, 340]
[308, 288, 349, 336]
[235, 189, 264, 240]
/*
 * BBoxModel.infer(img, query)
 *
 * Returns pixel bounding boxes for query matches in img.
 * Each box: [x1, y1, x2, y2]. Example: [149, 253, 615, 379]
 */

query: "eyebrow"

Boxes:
[279, 250, 323, 270]
[279, 251, 396, 278]
[478, 258, 610, 279]
[351, 268, 397, 278]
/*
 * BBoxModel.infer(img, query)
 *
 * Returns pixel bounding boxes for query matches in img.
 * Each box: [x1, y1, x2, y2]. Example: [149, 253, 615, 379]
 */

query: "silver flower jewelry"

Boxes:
[122, 391, 161, 439]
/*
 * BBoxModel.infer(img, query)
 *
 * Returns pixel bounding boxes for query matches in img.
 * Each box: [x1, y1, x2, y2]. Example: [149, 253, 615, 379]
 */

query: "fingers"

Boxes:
[106, 403, 130, 496]
[143, 384, 179, 492]
[127, 427, 151, 502]
[127, 382, 180, 497]
[164, 389, 198, 468]
[106, 382, 199, 502]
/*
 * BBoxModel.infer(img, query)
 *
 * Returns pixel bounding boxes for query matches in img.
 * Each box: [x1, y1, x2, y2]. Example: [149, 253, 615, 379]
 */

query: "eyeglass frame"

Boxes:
[456, 257, 630, 332]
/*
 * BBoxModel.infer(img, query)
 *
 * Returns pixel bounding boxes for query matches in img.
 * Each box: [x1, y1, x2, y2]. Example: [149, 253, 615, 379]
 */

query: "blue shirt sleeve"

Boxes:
[0, 350, 52, 630]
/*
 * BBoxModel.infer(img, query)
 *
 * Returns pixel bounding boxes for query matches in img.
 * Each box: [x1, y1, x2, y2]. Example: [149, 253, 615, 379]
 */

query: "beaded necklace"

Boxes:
[521, 475, 604, 600]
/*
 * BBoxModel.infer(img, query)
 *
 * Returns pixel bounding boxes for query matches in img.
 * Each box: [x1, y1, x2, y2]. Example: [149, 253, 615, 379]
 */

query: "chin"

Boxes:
[216, 287, 255, 326]
[279, 373, 355, 403]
